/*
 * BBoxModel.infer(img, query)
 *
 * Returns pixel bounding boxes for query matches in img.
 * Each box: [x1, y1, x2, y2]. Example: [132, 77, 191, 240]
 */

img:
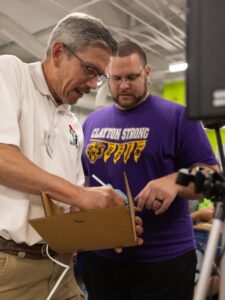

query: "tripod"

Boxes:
[194, 124, 224, 299]
[177, 122, 225, 299]
[194, 202, 224, 299]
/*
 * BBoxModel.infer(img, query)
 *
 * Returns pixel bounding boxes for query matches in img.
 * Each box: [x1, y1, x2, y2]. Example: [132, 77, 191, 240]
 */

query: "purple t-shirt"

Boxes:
[82, 95, 217, 262]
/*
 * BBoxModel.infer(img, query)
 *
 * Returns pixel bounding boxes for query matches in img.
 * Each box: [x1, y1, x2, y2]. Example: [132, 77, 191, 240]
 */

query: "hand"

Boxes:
[115, 215, 143, 253]
[135, 175, 178, 215]
[75, 185, 125, 211]
[198, 206, 214, 222]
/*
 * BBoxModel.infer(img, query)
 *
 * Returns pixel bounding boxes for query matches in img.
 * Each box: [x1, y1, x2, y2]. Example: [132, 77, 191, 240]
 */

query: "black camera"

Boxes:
[187, 0, 225, 121]
[176, 166, 225, 203]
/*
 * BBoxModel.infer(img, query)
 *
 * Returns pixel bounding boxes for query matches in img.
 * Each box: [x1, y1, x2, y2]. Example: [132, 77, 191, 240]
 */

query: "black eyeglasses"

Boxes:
[108, 67, 146, 85]
[63, 44, 107, 87]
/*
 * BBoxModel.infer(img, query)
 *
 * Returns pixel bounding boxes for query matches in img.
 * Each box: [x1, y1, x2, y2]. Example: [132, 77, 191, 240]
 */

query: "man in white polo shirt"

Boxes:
[0, 13, 142, 300]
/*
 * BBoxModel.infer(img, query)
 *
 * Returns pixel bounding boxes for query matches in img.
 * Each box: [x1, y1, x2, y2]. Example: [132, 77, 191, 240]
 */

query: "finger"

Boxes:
[135, 195, 146, 211]
[70, 206, 80, 212]
[135, 224, 143, 236]
[115, 238, 144, 251]
[152, 199, 162, 211]
[154, 199, 170, 215]
[134, 191, 141, 202]
[111, 189, 125, 206]
[145, 192, 156, 210]
[136, 188, 155, 211]
[136, 237, 144, 246]
[155, 197, 164, 203]
[114, 237, 144, 254]
[134, 188, 151, 211]
[134, 206, 140, 213]
[115, 247, 123, 253]
[134, 215, 143, 226]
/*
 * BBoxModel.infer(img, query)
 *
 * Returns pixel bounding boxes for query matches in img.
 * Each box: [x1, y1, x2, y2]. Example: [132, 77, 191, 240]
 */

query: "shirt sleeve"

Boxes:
[0, 56, 22, 147]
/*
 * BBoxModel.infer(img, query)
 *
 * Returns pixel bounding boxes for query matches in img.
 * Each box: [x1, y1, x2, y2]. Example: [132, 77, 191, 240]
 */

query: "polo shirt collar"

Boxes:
[29, 61, 52, 97]
[28, 61, 71, 113]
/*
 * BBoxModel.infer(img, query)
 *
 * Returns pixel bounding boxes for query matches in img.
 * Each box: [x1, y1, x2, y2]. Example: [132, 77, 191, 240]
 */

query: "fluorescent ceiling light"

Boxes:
[169, 62, 188, 73]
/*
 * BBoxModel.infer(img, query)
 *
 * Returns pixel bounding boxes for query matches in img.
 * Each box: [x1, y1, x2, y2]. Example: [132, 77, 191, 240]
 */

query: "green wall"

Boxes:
[205, 128, 225, 155]
[163, 80, 186, 106]
[162, 80, 225, 156]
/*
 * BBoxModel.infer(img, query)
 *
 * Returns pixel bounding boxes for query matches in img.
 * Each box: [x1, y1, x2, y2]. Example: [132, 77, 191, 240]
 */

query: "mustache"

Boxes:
[81, 87, 91, 94]
[76, 87, 91, 94]
[118, 93, 133, 96]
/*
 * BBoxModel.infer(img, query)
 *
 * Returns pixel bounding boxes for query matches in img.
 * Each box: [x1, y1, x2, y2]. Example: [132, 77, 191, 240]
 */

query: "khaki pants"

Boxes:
[0, 251, 84, 300]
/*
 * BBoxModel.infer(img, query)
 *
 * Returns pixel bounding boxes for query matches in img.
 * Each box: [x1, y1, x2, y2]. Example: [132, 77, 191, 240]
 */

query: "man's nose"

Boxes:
[119, 78, 130, 88]
[86, 77, 99, 90]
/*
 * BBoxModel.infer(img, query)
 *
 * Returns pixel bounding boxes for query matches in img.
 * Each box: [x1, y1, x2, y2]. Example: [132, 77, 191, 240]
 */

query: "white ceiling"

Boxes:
[0, 0, 187, 92]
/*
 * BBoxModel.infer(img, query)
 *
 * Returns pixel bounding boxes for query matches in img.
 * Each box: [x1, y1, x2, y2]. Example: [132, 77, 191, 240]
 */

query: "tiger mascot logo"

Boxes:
[86, 142, 105, 164]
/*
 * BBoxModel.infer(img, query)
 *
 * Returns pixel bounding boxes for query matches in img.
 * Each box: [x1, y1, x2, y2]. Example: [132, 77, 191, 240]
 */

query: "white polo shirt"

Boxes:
[0, 55, 85, 245]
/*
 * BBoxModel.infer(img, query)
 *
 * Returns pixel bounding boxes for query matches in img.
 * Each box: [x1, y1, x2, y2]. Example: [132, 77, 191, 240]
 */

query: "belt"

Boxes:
[0, 236, 58, 259]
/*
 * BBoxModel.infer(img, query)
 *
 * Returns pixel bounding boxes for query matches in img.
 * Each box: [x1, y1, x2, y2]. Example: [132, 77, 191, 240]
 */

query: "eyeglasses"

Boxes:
[63, 44, 107, 87]
[108, 67, 146, 85]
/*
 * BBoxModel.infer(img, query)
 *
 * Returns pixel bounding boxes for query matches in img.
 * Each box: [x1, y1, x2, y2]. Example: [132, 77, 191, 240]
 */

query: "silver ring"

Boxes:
[155, 197, 163, 203]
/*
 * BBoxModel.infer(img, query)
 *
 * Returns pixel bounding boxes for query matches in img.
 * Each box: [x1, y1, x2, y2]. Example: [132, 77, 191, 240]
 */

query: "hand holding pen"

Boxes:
[92, 174, 128, 204]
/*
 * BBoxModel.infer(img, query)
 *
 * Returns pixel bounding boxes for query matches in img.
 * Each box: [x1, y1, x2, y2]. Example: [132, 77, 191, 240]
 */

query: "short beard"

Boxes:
[111, 78, 148, 110]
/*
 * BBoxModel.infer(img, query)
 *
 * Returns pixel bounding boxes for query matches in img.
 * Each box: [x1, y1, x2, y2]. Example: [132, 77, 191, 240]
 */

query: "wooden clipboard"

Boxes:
[29, 173, 137, 253]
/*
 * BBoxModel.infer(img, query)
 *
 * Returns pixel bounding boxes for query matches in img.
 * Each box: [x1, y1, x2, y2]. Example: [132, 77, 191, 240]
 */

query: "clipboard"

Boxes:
[29, 173, 137, 253]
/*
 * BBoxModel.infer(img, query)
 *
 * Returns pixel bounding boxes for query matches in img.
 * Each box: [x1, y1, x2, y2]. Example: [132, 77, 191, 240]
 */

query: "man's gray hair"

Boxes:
[45, 12, 117, 57]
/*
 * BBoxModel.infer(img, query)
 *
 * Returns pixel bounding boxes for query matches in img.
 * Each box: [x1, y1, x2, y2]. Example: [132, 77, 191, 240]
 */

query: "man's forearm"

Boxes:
[0, 143, 81, 205]
[0, 144, 124, 210]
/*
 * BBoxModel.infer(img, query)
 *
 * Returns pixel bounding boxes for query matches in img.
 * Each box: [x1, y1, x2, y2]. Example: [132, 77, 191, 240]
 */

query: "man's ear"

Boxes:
[145, 64, 151, 83]
[51, 42, 65, 66]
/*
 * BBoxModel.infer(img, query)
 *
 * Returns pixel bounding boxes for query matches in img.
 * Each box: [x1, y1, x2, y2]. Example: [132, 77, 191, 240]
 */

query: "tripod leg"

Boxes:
[219, 225, 225, 299]
[194, 203, 223, 300]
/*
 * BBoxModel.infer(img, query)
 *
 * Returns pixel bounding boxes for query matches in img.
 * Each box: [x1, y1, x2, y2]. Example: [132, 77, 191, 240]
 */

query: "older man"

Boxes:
[0, 13, 131, 300]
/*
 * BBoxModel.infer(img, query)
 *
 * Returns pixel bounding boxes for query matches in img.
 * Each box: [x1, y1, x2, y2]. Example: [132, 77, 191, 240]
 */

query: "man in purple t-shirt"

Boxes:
[81, 41, 218, 300]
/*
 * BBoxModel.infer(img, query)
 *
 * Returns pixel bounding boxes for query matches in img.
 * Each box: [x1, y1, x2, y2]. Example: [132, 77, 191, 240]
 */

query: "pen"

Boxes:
[92, 174, 107, 187]
[92, 174, 128, 204]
